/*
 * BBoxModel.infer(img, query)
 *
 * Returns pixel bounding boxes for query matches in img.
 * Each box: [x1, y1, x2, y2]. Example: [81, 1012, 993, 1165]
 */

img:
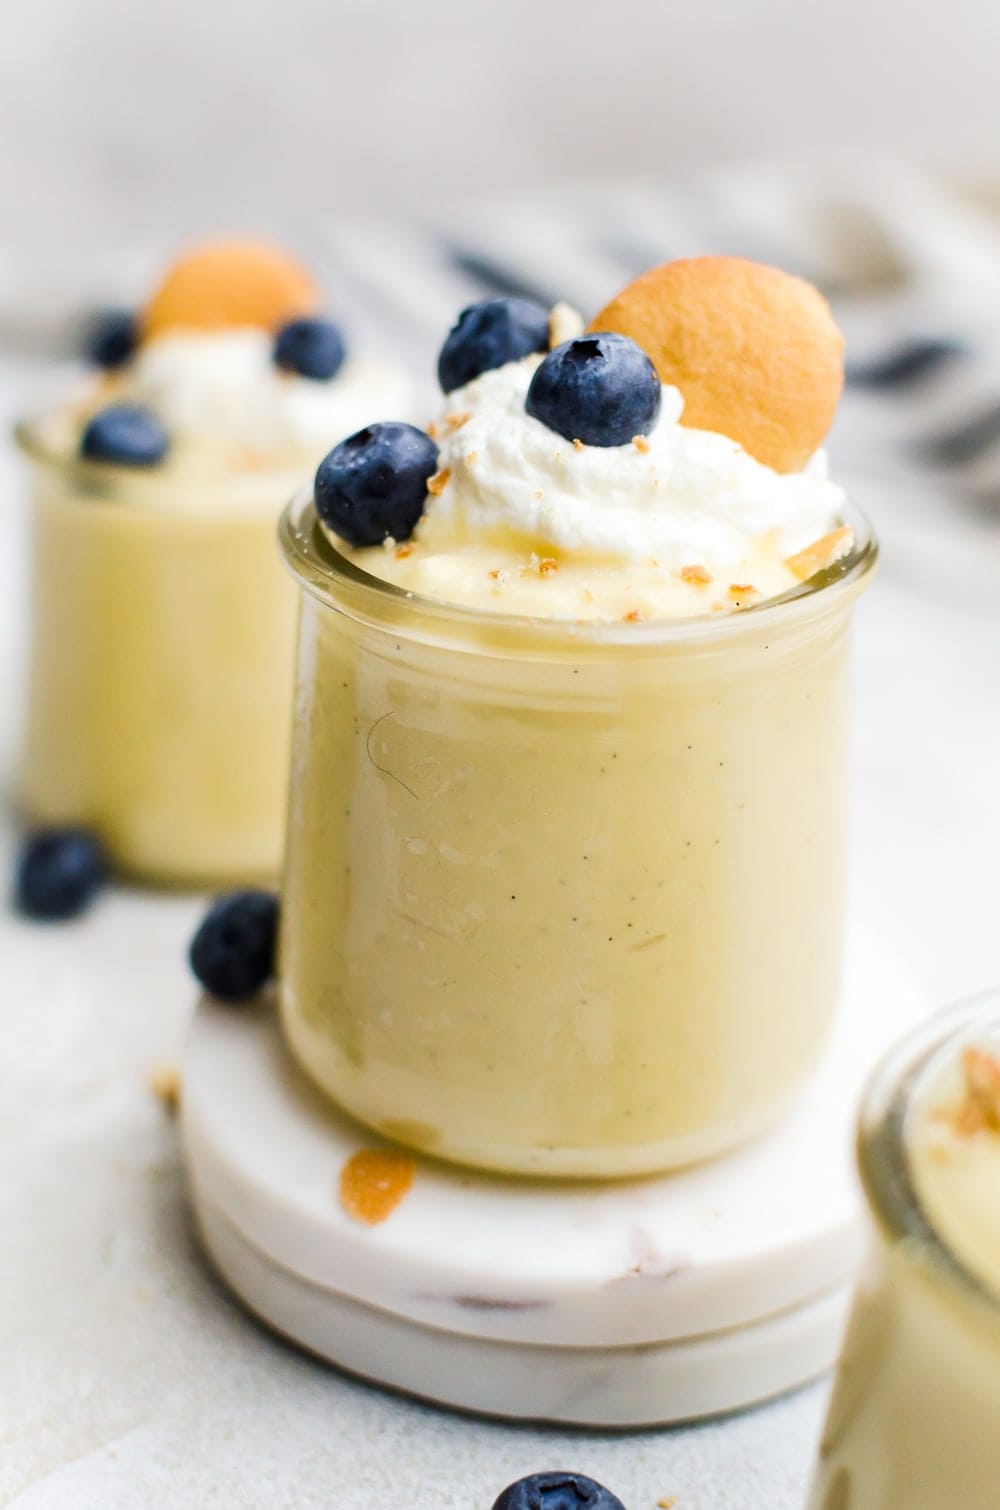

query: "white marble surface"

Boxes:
[2, 279, 1000, 1504]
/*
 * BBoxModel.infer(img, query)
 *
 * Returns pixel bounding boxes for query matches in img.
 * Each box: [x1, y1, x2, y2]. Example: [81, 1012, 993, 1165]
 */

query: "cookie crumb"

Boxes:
[427, 467, 451, 496]
[572, 437, 585, 452]
[727, 583, 759, 604]
[623, 608, 641, 622]
[632, 434, 651, 454]
[148, 1064, 181, 1116]
[657, 1498, 678, 1509]
[395, 542, 415, 560]
[466, 451, 478, 464]
[445, 411, 470, 431]
[681, 564, 712, 586]
[785, 525, 854, 582]
[426, 420, 439, 440]
[339, 1148, 415, 1225]
[534, 489, 544, 501]
[539, 557, 559, 577]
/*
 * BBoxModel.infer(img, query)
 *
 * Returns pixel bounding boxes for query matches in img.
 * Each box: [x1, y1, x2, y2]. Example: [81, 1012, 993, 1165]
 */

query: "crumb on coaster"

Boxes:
[148, 1064, 181, 1115]
[632, 434, 651, 454]
[539, 557, 559, 577]
[395, 542, 415, 559]
[339, 1148, 415, 1225]
[548, 301, 585, 348]
[445, 411, 470, 431]
[572, 437, 584, 451]
[427, 467, 451, 496]
[681, 563, 712, 585]
[785, 524, 855, 582]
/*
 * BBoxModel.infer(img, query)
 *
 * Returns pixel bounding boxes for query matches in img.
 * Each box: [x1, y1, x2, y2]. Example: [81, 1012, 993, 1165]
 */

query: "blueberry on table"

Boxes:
[438, 296, 550, 393]
[314, 421, 438, 547]
[526, 333, 660, 447]
[273, 317, 346, 381]
[80, 404, 170, 467]
[492, 1471, 626, 1510]
[84, 308, 138, 370]
[15, 828, 108, 921]
[189, 890, 279, 1002]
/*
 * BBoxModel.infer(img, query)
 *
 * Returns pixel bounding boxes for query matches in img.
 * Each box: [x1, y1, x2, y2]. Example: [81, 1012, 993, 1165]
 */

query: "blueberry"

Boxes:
[526, 334, 660, 447]
[438, 297, 550, 393]
[492, 1471, 626, 1510]
[315, 422, 438, 547]
[80, 404, 169, 467]
[84, 309, 138, 370]
[274, 317, 346, 382]
[15, 828, 108, 921]
[189, 890, 279, 1002]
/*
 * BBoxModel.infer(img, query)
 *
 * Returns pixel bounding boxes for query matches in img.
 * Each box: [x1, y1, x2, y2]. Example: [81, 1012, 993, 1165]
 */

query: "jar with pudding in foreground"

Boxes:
[810, 998, 1000, 1510]
[279, 260, 876, 1177]
[15, 238, 409, 886]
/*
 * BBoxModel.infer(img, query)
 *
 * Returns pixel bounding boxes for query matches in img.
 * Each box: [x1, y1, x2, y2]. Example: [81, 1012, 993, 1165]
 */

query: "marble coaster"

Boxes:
[181, 936, 926, 1425]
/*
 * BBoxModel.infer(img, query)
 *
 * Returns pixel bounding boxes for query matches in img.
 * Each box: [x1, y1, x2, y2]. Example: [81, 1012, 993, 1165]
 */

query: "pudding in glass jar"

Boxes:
[278, 259, 876, 1176]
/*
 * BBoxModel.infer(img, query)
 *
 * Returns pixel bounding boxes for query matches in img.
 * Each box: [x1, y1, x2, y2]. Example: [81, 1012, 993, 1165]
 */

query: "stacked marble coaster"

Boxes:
[182, 934, 924, 1426]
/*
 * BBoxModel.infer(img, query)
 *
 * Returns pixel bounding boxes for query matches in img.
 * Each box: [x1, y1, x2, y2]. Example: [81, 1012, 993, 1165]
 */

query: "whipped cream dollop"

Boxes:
[419, 355, 844, 573]
[127, 329, 410, 459]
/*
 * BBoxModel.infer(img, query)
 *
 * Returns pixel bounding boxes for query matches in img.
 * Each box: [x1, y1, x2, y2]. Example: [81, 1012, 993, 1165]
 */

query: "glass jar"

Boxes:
[15, 415, 298, 885]
[810, 996, 1000, 1510]
[278, 490, 876, 1177]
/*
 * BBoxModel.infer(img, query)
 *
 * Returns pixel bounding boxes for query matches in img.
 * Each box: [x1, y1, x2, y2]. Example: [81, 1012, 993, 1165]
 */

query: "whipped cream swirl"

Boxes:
[420, 356, 844, 571]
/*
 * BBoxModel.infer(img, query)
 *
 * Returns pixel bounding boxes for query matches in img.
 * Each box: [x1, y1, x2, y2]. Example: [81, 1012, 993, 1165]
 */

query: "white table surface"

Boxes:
[2, 298, 1000, 1510]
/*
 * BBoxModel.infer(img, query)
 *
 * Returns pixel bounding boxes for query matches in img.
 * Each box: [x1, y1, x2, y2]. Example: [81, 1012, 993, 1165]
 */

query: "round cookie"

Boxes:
[143, 238, 320, 340]
[588, 256, 843, 473]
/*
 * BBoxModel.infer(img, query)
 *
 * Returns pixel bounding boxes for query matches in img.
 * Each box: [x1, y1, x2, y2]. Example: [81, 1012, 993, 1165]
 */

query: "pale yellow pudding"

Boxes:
[810, 1007, 1000, 1510]
[277, 258, 875, 1177]
[16, 239, 409, 885]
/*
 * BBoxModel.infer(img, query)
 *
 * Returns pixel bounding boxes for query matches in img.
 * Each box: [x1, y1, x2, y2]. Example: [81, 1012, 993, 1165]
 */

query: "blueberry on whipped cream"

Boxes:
[84, 308, 138, 370]
[80, 404, 170, 467]
[273, 317, 346, 382]
[526, 333, 661, 446]
[314, 422, 439, 547]
[491, 1471, 626, 1510]
[438, 297, 550, 393]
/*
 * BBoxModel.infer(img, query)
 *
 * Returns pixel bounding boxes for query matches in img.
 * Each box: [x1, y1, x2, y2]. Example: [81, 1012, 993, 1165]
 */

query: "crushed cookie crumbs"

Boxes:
[680, 564, 712, 586]
[465, 451, 478, 464]
[394, 542, 415, 560]
[657, 1498, 678, 1509]
[623, 609, 641, 622]
[572, 437, 584, 451]
[632, 434, 651, 454]
[445, 411, 470, 431]
[538, 557, 559, 577]
[339, 1148, 415, 1225]
[426, 420, 439, 440]
[427, 467, 451, 496]
[950, 1047, 1000, 1137]
[727, 583, 759, 603]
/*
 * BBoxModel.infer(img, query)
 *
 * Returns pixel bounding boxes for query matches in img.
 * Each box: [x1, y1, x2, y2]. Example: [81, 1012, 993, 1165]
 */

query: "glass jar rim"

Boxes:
[857, 993, 1000, 1314]
[278, 486, 878, 651]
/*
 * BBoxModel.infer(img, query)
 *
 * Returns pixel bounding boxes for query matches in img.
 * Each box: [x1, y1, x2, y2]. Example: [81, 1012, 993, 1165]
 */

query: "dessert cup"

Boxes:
[809, 996, 1000, 1510]
[277, 488, 876, 1178]
[16, 417, 298, 885]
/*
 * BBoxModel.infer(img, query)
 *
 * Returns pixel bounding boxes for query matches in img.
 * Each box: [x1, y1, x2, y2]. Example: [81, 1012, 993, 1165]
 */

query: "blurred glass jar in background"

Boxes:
[810, 997, 1000, 1510]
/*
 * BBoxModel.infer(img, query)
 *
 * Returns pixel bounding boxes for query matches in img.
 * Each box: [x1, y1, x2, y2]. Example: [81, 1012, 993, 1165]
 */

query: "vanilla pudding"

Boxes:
[278, 261, 876, 1177]
[811, 1004, 1000, 1510]
[16, 240, 410, 884]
